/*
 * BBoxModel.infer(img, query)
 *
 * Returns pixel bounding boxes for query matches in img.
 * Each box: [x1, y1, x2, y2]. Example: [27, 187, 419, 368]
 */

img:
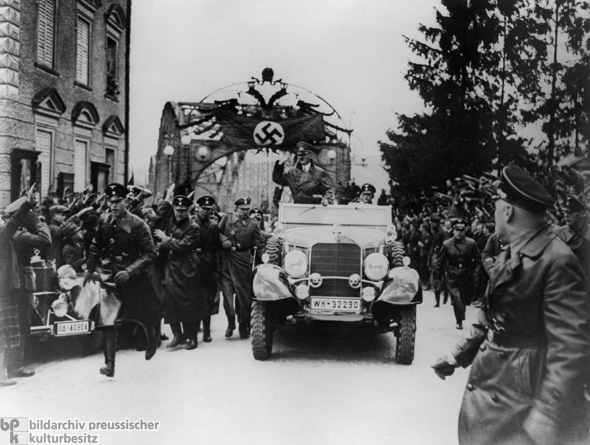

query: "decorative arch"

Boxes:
[71, 101, 99, 127]
[105, 4, 126, 31]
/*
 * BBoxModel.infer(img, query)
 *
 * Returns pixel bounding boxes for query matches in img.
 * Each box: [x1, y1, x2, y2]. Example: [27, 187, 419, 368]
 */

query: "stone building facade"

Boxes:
[0, 0, 130, 208]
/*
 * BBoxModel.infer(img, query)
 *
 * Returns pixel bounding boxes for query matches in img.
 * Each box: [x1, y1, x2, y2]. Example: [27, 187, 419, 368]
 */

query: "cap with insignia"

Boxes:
[3, 196, 27, 216]
[49, 204, 69, 218]
[196, 196, 216, 209]
[172, 195, 192, 210]
[105, 183, 129, 202]
[565, 194, 589, 213]
[296, 141, 318, 155]
[360, 183, 376, 194]
[493, 166, 555, 213]
[249, 208, 263, 218]
[452, 218, 467, 230]
[234, 196, 252, 207]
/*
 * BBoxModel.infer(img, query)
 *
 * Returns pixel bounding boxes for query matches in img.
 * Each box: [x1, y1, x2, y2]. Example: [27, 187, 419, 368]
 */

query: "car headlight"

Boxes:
[284, 250, 308, 278]
[52, 299, 68, 318]
[364, 252, 389, 280]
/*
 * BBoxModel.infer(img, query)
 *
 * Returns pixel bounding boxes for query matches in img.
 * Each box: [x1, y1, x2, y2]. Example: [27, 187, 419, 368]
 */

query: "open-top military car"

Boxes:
[251, 203, 423, 364]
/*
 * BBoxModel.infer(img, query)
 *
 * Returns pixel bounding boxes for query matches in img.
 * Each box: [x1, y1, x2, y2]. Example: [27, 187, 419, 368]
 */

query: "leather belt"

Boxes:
[487, 330, 545, 348]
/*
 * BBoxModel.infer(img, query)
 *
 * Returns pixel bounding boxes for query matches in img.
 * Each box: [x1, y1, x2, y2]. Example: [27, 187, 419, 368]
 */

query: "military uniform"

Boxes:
[272, 142, 333, 204]
[435, 219, 480, 328]
[218, 197, 265, 338]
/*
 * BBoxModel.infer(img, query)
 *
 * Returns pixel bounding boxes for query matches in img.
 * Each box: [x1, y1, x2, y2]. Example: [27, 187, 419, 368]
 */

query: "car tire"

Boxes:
[389, 241, 405, 267]
[395, 305, 416, 365]
[251, 301, 273, 360]
[265, 237, 283, 266]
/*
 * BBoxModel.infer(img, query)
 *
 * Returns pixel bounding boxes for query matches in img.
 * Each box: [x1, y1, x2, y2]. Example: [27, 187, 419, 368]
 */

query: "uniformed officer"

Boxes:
[350, 183, 376, 204]
[272, 141, 334, 204]
[85, 183, 163, 377]
[218, 197, 265, 339]
[154, 195, 206, 350]
[432, 166, 590, 444]
[193, 196, 220, 343]
[434, 218, 480, 329]
[9, 192, 51, 378]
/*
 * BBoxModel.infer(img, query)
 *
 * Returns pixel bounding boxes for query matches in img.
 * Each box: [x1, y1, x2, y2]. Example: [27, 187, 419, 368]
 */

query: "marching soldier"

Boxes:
[193, 196, 220, 343]
[434, 218, 480, 329]
[432, 166, 590, 444]
[154, 195, 206, 350]
[85, 183, 163, 377]
[218, 197, 265, 339]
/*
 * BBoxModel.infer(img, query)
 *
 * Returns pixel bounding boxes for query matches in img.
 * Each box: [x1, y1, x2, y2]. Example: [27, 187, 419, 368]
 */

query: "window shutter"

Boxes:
[76, 18, 90, 84]
[74, 140, 88, 192]
[37, 0, 55, 67]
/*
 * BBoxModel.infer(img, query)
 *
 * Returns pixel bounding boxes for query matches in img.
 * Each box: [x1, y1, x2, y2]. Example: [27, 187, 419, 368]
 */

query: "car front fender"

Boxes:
[253, 264, 295, 301]
[375, 277, 423, 306]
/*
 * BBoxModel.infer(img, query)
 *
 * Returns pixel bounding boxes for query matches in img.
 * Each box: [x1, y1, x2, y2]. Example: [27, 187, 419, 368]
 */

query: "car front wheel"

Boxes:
[251, 301, 273, 360]
[395, 305, 416, 365]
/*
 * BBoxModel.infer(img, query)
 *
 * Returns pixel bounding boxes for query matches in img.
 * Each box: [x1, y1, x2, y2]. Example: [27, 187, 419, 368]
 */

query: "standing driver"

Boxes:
[272, 141, 334, 205]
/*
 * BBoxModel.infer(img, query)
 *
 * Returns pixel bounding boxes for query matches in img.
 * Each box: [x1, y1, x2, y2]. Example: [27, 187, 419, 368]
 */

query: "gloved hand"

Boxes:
[114, 270, 131, 284]
[431, 353, 458, 380]
[222, 240, 232, 250]
[83, 271, 95, 286]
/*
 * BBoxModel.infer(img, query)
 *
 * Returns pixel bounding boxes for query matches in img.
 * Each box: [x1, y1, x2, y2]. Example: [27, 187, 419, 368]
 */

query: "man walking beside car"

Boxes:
[218, 197, 265, 339]
[432, 166, 590, 445]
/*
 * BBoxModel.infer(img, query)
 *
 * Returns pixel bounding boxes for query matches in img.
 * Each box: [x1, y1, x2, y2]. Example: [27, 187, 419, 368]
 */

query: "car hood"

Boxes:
[283, 227, 385, 249]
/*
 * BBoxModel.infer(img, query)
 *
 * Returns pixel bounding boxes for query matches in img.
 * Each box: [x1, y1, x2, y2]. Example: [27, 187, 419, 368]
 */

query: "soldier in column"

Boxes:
[9, 189, 52, 378]
[218, 197, 265, 339]
[153, 195, 206, 350]
[193, 196, 220, 343]
[84, 183, 163, 377]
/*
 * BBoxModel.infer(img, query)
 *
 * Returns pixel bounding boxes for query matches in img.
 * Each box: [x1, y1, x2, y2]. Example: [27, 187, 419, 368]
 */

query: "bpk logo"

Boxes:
[0, 418, 28, 444]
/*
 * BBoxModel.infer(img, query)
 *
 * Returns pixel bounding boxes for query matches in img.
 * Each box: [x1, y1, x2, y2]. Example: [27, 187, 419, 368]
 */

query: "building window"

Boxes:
[35, 128, 54, 199]
[37, 0, 56, 68]
[76, 16, 91, 85]
[105, 148, 116, 181]
[105, 6, 126, 98]
[74, 139, 88, 192]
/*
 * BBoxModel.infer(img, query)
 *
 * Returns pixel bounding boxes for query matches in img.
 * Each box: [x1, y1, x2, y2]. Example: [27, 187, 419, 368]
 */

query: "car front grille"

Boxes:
[309, 243, 361, 298]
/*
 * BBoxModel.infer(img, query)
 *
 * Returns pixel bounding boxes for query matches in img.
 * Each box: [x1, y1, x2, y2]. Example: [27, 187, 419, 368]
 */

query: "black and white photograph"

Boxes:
[1, 0, 589, 444]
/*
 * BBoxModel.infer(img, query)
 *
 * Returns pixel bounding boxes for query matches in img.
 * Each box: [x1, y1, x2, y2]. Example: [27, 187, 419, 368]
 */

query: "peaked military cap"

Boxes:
[3, 196, 27, 216]
[565, 194, 589, 212]
[234, 196, 252, 207]
[452, 218, 467, 229]
[494, 166, 555, 213]
[296, 141, 318, 154]
[105, 183, 129, 202]
[196, 196, 216, 208]
[172, 195, 192, 210]
[360, 183, 376, 194]
[249, 208, 263, 217]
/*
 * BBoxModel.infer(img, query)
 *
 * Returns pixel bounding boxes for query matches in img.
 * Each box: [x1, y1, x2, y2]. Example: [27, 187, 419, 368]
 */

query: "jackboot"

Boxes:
[434, 291, 440, 308]
[100, 327, 116, 378]
[167, 323, 185, 348]
[225, 316, 236, 338]
[202, 317, 212, 343]
[185, 322, 198, 350]
[7, 336, 35, 378]
[239, 320, 250, 339]
[144, 325, 159, 360]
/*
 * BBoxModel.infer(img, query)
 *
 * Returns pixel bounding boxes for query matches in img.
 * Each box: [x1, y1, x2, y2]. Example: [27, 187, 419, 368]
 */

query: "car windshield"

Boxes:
[279, 203, 392, 233]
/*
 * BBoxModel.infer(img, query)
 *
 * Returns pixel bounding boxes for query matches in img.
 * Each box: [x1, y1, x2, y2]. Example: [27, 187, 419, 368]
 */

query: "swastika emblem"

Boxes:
[253, 121, 285, 146]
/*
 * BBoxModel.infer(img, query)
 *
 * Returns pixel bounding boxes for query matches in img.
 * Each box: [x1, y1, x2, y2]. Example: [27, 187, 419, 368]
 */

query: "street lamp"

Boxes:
[163, 145, 174, 187]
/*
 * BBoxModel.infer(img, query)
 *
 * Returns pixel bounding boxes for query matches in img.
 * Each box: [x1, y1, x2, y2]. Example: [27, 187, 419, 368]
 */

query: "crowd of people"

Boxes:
[1, 140, 589, 443]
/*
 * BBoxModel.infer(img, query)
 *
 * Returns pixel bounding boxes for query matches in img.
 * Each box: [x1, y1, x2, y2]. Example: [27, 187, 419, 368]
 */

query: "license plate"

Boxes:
[54, 320, 91, 336]
[310, 298, 360, 312]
